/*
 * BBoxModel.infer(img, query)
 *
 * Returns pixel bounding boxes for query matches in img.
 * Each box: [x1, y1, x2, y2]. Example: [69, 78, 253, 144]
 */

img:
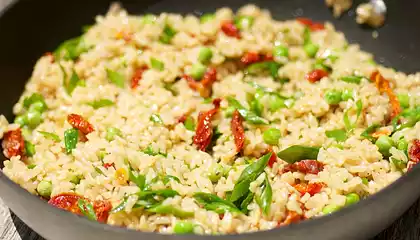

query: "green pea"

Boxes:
[14, 115, 28, 126]
[27, 110, 42, 128]
[106, 127, 123, 141]
[341, 89, 354, 101]
[397, 93, 410, 109]
[208, 163, 224, 183]
[324, 90, 342, 105]
[37, 181, 52, 198]
[361, 178, 369, 185]
[272, 45, 289, 58]
[200, 13, 215, 23]
[70, 175, 81, 185]
[189, 63, 206, 80]
[173, 221, 194, 234]
[397, 138, 408, 152]
[304, 43, 319, 58]
[29, 101, 47, 113]
[234, 16, 254, 30]
[269, 95, 286, 112]
[198, 47, 213, 64]
[375, 135, 394, 157]
[263, 128, 281, 145]
[345, 193, 360, 206]
[142, 14, 157, 24]
[184, 116, 195, 131]
[322, 204, 341, 214]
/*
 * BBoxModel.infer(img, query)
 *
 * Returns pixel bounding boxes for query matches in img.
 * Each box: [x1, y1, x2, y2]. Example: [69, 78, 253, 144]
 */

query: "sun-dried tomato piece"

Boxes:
[280, 211, 303, 226]
[185, 68, 218, 98]
[221, 20, 241, 39]
[267, 149, 278, 168]
[93, 200, 112, 223]
[306, 69, 329, 83]
[231, 110, 245, 153]
[103, 163, 115, 169]
[408, 139, 420, 171]
[296, 17, 325, 31]
[283, 160, 324, 174]
[370, 71, 401, 119]
[131, 66, 148, 89]
[240, 52, 261, 65]
[263, 53, 274, 61]
[177, 114, 188, 124]
[294, 182, 324, 196]
[67, 114, 94, 135]
[193, 98, 221, 151]
[201, 67, 218, 89]
[48, 193, 83, 215]
[2, 128, 25, 158]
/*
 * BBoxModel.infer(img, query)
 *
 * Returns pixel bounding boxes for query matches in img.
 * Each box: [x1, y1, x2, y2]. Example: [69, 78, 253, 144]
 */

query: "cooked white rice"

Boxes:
[1, 3, 419, 235]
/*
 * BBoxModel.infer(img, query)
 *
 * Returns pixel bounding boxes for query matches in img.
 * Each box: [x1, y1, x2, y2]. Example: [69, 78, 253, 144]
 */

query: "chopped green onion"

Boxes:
[341, 89, 354, 101]
[340, 75, 363, 84]
[64, 128, 79, 154]
[159, 25, 177, 44]
[24, 141, 36, 157]
[150, 114, 164, 124]
[106, 69, 125, 88]
[150, 57, 165, 71]
[87, 99, 114, 109]
[106, 127, 123, 141]
[23, 93, 47, 111]
[277, 145, 320, 164]
[77, 199, 97, 221]
[65, 70, 86, 95]
[397, 93, 410, 109]
[325, 129, 347, 142]
[272, 45, 289, 58]
[184, 116, 195, 131]
[193, 192, 241, 214]
[255, 175, 272, 215]
[146, 205, 194, 218]
[142, 14, 157, 24]
[234, 16, 254, 30]
[375, 135, 393, 157]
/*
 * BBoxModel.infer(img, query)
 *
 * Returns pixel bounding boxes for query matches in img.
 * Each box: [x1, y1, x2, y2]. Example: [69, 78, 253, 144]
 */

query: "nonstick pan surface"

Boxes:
[1, 0, 420, 240]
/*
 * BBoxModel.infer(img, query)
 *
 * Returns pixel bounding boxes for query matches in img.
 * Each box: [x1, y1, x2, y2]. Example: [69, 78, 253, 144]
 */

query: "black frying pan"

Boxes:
[1, 0, 420, 239]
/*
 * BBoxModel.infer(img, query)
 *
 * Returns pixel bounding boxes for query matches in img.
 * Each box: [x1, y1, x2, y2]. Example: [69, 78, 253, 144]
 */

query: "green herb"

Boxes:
[87, 99, 114, 109]
[23, 93, 47, 111]
[343, 100, 363, 131]
[245, 61, 281, 79]
[391, 157, 407, 171]
[184, 116, 195, 131]
[159, 24, 177, 44]
[375, 135, 393, 157]
[230, 153, 271, 202]
[325, 129, 347, 142]
[150, 57, 165, 71]
[163, 175, 181, 185]
[38, 131, 60, 142]
[142, 14, 157, 24]
[24, 141, 36, 157]
[146, 205, 194, 218]
[27, 164, 37, 169]
[227, 97, 269, 125]
[106, 69, 125, 88]
[391, 107, 420, 133]
[126, 163, 146, 190]
[110, 197, 128, 214]
[143, 145, 167, 157]
[93, 165, 104, 175]
[340, 75, 363, 84]
[255, 175, 272, 215]
[54, 36, 90, 61]
[277, 145, 320, 164]
[137, 189, 180, 200]
[239, 191, 254, 213]
[150, 114, 163, 124]
[64, 70, 85, 95]
[360, 124, 381, 142]
[193, 192, 241, 214]
[77, 199, 97, 221]
[64, 128, 79, 154]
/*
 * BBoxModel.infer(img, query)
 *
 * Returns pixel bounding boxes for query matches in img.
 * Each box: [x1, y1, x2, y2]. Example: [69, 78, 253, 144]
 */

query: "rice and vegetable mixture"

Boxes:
[2, 3, 420, 235]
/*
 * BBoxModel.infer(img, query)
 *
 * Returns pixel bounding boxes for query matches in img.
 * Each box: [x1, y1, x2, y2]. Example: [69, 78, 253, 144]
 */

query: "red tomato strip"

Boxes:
[48, 193, 112, 223]
[221, 20, 241, 39]
[267, 149, 278, 168]
[231, 110, 245, 153]
[2, 128, 25, 158]
[193, 98, 221, 151]
[131, 66, 148, 89]
[283, 160, 324, 174]
[294, 182, 324, 196]
[306, 69, 329, 83]
[370, 71, 401, 119]
[240, 52, 261, 65]
[296, 17, 325, 31]
[67, 114, 94, 135]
